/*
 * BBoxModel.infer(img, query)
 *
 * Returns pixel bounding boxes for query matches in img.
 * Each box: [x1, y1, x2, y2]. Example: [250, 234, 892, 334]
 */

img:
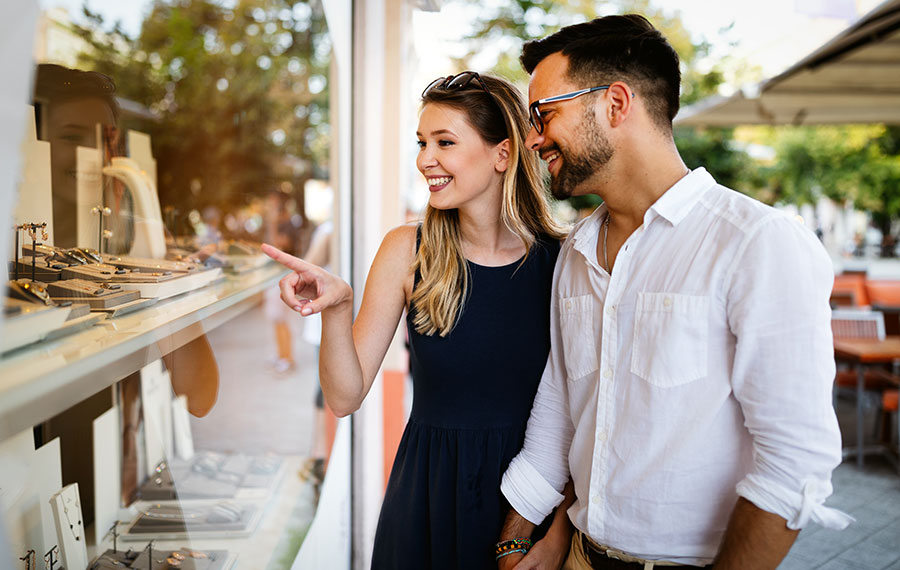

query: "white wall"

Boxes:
[0, 1, 40, 566]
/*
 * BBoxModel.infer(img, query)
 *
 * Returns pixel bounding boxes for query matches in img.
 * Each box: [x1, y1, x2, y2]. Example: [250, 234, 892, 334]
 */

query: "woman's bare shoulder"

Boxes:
[379, 222, 420, 264]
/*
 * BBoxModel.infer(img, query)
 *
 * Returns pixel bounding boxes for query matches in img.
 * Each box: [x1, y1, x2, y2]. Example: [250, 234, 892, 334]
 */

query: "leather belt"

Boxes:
[579, 533, 712, 570]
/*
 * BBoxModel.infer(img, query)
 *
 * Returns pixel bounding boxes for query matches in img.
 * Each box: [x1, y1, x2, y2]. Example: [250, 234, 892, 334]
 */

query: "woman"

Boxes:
[263, 72, 571, 569]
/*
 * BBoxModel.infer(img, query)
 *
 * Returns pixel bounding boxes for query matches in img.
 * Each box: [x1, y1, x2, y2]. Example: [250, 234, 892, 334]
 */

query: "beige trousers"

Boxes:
[561, 531, 594, 570]
[562, 532, 696, 570]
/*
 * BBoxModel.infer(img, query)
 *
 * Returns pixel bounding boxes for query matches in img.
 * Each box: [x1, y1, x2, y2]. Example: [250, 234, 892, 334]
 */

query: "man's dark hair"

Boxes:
[521, 15, 681, 132]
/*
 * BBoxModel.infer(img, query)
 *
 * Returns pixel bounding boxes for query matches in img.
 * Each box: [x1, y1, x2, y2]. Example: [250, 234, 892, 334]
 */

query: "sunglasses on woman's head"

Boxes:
[422, 71, 491, 98]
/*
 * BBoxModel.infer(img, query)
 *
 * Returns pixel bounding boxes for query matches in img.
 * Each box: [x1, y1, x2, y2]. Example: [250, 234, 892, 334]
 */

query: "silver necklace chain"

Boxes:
[62, 496, 82, 542]
[603, 213, 611, 273]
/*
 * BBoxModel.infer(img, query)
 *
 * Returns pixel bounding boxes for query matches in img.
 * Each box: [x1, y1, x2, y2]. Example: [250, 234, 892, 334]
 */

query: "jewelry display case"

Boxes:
[0, 260, 327, 570]
[2, 1, 355, 566]
[0, 262, 284, 440]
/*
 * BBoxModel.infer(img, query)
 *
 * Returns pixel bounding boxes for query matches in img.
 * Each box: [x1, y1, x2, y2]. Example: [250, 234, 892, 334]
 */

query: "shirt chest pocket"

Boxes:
[630, 292, 709, 388]
[560, 294, 599, 380]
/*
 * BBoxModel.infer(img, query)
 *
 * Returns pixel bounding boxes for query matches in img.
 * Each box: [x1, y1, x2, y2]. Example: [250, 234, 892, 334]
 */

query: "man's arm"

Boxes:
[496, 509, 536, 570]
[500, 481, 576, 570]
[497, 246, 577, 569]
[714, 497, 799, 569]
[722, 214, 849, 567]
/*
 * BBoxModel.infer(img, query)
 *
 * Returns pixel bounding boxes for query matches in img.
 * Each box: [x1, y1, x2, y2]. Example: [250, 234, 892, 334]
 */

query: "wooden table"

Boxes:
[833, 336, 900, 466]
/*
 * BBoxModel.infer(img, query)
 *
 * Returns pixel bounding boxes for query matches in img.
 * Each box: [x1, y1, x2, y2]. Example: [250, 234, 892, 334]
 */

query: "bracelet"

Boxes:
[495, 537, 532, 559]
[496, 548, 528, 560]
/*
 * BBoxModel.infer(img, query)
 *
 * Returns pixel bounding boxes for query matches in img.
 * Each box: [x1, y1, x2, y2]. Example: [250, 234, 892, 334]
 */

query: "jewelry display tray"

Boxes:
[138, 453, 285, 501]
[48, 280, 142, 308]
[120, 500, 264, 541]
[91, 547, 235, 570]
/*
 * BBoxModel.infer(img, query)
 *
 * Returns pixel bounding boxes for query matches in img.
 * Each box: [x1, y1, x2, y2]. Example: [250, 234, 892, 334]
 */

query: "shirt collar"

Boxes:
[568, 168, 717, 257]
[645, 167, 716, 226]
[569, 204, 606, 262]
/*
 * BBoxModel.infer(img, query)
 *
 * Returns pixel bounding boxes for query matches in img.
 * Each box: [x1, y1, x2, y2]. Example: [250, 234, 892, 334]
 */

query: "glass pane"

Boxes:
[1, 2, 341, 569]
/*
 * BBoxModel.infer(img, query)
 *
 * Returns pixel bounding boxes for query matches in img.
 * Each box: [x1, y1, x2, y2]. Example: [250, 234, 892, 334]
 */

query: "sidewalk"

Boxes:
[778, 396, 900, 569]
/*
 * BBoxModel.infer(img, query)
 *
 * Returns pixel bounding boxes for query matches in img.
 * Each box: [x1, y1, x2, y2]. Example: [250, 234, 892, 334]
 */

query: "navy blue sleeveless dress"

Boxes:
[370, 234, 560, 569]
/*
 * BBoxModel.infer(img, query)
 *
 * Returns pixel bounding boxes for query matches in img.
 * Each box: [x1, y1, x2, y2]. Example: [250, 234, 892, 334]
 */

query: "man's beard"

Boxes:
[549, 111, 614, 200]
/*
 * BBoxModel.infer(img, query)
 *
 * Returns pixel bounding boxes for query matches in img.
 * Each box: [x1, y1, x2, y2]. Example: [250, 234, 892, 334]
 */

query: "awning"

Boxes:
[675, 0, 900, 126]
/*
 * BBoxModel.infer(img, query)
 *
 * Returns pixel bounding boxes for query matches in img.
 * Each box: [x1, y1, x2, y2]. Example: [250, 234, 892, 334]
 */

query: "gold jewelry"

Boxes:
[18, 549, 35, 570]
[43, 545, 60, 569]
[10, 279, 53, 306]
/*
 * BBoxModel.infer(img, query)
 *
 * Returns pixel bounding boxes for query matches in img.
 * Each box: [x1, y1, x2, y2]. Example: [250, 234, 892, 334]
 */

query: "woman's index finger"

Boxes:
[261, 243, 307, 271]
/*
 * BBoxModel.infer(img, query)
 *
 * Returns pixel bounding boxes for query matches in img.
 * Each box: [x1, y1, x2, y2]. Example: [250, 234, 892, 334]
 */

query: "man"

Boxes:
[496, 15, 851, 570]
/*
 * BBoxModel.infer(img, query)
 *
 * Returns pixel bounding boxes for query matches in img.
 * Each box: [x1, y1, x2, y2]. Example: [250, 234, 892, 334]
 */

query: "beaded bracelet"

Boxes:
[496, 548, 528, 560]
[495, 537, 532, 560]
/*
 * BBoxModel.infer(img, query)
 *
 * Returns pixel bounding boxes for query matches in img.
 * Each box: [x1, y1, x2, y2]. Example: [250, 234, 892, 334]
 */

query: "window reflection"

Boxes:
[3, 2, 336, 568]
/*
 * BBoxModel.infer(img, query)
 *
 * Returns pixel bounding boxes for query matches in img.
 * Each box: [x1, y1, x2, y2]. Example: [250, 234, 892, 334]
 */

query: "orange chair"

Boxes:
[832, 309, 895, 402]
[832, 273, 868, 307]
[833, 310, 900, 466]
[866, 280, 900, 335]
[865, 280, 900, 306]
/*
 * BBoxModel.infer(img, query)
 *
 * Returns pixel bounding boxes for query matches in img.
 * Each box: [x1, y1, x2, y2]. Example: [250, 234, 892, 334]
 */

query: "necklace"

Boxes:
[602, 213, 611, 273]
[62, 494, 82, 542]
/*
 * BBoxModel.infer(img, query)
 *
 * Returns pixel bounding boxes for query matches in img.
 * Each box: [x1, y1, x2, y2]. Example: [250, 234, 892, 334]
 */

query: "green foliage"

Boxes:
[674, 127, 757, 196]
[456, 0, 714, 99]
[70, 0, 330, 213]
[737, 125, 900, 234]
[455, 0, 745, 211]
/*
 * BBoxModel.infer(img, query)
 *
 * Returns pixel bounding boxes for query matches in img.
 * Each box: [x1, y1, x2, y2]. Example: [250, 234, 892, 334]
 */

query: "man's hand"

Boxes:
[497, 552, 525, 570]
[497, 508, 536, 570]
[508, 530, 570, 570]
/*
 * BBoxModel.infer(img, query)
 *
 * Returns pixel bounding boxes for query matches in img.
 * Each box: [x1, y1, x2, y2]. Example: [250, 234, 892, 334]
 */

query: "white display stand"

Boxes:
[14, 106, 54, 246]
[0, 429, 62, 561]
[127, 130, 157, 187]
[172, 394, 195, 461]
[141, 360, 174, 477]
[102, 156, 166, 259]
[92, 406, 121, 548]
[0, 303, 72, 354]
[75, 144, 104, 251]
[48, 483, 88, 570]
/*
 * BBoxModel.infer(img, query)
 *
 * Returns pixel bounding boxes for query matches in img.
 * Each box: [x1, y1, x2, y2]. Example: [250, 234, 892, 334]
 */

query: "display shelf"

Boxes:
[0, 263, 287, 440]
[86, 455, 310, 570]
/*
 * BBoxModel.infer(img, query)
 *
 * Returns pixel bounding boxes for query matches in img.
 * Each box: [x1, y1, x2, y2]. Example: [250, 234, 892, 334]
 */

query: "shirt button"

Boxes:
[591, 494, 602, 505]
[663, 296, 673, 308]
[596, 429, 607, 443]
[606, 306, 615, 316]
[565, 300, 573, 310]
[603, 369, 612, 379]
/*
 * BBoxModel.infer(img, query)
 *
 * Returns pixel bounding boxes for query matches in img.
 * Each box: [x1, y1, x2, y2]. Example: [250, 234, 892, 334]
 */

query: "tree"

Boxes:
[453, 0, 748, 212]
[69, 0, 331, 219]
[744, 125, 900, 248]
[675, 126, 761, 195]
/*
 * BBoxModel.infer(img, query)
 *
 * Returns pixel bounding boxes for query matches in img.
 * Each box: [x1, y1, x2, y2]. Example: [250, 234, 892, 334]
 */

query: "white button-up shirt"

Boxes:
[501, 168, 851, 565]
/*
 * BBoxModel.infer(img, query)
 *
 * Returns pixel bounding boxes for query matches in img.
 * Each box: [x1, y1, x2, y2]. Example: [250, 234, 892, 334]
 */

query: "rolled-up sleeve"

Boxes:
[726, 214, 852, 530]
[501, 255, 575, 525]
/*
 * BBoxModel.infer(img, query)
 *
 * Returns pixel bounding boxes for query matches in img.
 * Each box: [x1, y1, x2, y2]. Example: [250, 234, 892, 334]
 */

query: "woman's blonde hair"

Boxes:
[412, 73, 564, 337]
